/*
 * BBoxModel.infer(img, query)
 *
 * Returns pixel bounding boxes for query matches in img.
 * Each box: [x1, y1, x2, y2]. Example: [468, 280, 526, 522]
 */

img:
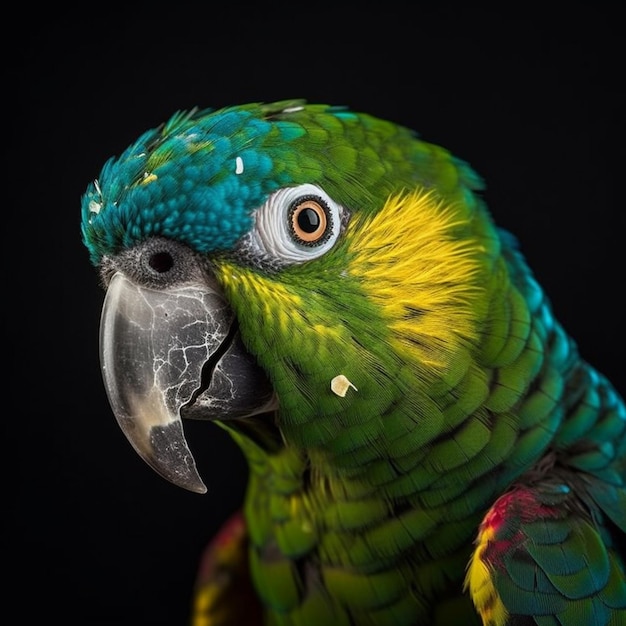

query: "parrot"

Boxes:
[80, 99, 626, 626]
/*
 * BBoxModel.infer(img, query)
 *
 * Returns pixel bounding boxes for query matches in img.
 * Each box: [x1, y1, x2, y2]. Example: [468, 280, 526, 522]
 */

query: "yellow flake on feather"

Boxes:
[331, 375, 358, 397]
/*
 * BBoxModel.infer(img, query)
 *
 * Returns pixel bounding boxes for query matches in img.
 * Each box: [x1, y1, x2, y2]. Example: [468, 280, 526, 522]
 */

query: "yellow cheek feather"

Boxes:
[216, 266, 302, 335]
[213, 262, 347, 378]
[347, 189, 493, 370]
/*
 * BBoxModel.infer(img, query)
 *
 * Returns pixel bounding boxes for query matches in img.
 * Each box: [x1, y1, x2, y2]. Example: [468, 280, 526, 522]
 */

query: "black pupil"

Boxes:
[149, 251, 174, 273]
[298, 208, 321, 233]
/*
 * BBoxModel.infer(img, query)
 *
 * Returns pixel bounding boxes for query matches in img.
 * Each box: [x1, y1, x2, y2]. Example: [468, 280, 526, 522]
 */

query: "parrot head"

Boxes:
[81, 99, 500, 495]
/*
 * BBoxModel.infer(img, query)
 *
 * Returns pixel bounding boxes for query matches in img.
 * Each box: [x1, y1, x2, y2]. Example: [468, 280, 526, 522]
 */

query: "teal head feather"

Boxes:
[81, 99, 484, 265]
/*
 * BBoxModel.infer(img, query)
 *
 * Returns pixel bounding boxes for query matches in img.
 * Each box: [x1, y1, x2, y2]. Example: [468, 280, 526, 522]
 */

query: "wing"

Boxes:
[466, 480, 626, 626]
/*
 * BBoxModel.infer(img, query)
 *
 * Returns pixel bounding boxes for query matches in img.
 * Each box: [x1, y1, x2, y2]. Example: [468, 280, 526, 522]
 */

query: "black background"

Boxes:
[11, 7, 624, 625]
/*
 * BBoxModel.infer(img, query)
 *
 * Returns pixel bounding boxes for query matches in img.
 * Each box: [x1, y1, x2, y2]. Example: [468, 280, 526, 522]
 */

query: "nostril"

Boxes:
[149, 251, 174, 273]
[122, 238, 200, 288]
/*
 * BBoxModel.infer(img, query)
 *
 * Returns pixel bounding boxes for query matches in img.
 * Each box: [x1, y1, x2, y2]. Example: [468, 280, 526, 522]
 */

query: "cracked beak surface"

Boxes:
[99, 272, 274, 494]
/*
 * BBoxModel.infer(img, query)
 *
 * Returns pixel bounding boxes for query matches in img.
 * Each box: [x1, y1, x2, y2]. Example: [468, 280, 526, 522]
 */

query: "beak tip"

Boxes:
[145, 454, 209, 495]
[182, 476, 208, 494]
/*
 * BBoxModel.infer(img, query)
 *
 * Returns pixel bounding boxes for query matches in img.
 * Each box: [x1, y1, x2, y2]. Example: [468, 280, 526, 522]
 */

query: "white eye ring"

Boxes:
[245, 184, 344, 265]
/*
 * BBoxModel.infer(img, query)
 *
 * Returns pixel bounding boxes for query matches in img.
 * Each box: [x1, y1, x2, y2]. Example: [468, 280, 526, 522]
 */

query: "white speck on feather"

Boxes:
[235, 156, 244, 174]
[331, 375, 358, 397]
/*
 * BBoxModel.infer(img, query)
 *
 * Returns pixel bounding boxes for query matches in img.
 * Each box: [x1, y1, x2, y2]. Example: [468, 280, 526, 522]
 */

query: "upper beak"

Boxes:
[99, 272, 275, 493]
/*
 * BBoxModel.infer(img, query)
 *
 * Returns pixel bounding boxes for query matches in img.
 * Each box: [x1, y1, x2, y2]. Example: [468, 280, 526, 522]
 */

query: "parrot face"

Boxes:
[83, 100, 494, 493]
[81, 100, 626, 625]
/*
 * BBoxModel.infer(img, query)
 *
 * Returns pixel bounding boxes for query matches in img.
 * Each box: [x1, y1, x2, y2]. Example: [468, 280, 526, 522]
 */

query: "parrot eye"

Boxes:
[289, 196, 331, 246]
[242, 183, 346, 267]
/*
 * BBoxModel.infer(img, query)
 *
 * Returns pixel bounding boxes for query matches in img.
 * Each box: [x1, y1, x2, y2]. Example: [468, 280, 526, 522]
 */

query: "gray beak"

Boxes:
[99, 272, 275, 493]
